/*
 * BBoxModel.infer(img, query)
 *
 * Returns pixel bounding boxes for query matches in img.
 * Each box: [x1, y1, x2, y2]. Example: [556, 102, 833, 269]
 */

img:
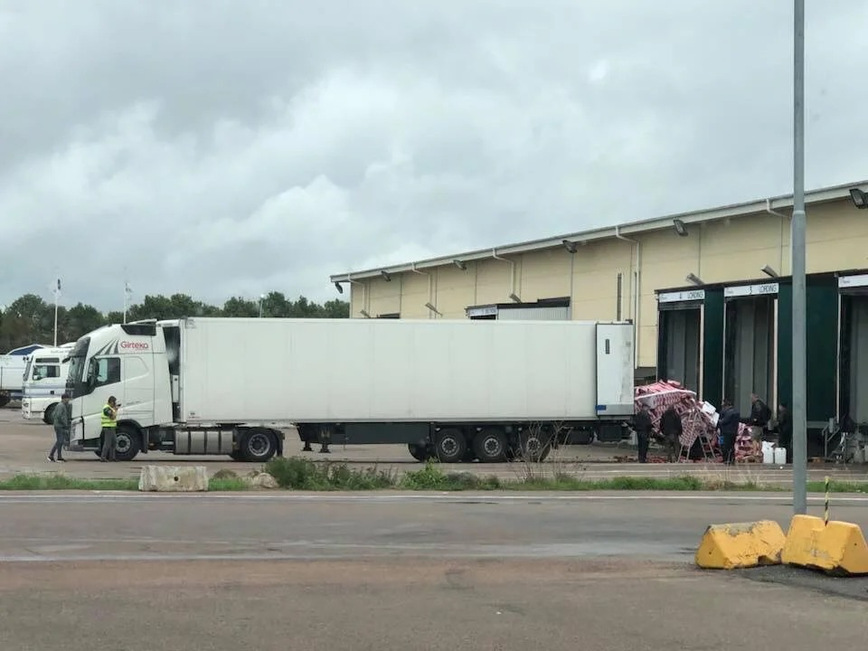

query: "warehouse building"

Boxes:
[330, 180, 868, 455]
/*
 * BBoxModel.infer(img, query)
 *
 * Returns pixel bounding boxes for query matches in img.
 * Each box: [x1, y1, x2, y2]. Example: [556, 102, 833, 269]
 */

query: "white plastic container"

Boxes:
[762, 441, 774, 464]
[774, 447, 787, 464]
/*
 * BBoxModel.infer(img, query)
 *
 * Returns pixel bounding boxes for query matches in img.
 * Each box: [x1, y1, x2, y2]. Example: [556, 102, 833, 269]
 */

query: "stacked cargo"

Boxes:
[634, 380, 762, 462]
[634, 380, 719, 458]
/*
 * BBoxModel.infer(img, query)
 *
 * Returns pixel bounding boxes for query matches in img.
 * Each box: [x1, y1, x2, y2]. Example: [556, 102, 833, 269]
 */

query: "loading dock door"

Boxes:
[656, 290, 703, 394]
[838, 274, 868, 426]
[723, 283, 778, 416]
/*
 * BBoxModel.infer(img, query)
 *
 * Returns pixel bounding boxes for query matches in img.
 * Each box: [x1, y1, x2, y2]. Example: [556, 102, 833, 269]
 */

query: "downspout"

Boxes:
[766, 198, 788, 274]
[491, 248, 517, 298]
[410, 263, 434, 318]
[345, 274, 366, 317]
[614, 226, 640, 368]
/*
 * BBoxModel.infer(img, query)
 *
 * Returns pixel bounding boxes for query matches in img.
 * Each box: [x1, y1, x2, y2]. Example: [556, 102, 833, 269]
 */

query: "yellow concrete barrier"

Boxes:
[695, 520, 786, 570]
[781, 514, 868, 576]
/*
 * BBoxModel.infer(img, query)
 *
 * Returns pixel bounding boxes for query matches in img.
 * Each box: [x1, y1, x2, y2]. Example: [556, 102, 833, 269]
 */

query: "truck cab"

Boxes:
[21, 343, 75, 422]
[66, 321, 173, 459]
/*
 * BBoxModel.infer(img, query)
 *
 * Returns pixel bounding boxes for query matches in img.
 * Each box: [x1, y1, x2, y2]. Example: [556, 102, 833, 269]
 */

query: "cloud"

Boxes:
[1, 0, 867, 314]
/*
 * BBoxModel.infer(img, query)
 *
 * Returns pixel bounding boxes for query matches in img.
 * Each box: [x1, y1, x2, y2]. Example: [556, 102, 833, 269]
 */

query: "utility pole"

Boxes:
[123, 281, 133, 324]
[791, 0, 807, 515]
[53, 278, 61, 347]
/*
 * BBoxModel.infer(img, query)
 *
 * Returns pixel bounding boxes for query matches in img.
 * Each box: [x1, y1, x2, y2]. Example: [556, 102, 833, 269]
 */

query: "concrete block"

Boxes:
[138, 465, 209, 492]
[781, 514, 868, 576]
[695, 520, 786, 570]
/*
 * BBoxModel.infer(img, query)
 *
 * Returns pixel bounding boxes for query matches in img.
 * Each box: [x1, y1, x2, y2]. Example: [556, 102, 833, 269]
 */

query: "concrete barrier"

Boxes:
[138, 465, 209, 492]
[695, 520, 786, 570]
[781, 514, 868, 576]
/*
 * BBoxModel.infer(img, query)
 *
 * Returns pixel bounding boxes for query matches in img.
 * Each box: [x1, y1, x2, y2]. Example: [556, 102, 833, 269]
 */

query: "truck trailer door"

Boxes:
[595, 323, 634, 416]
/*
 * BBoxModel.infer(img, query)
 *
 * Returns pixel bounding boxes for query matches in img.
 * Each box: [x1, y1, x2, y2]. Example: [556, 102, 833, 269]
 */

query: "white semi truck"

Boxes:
[0, 343, 47, 407]
[20, 343, 75, 422]
[64, 317, 636, 463]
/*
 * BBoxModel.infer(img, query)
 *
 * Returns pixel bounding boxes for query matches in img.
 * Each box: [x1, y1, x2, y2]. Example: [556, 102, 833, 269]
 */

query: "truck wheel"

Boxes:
[517, 431, 552, 462]
[408, 444, 430, 462]
[473, 427, 507, 463]
[114, 426, 141, 462]
[0, 393, 9, 408]
[42, 403, 58, 425]
[433, 428, 466, 464]
[240, 428, 277, 462]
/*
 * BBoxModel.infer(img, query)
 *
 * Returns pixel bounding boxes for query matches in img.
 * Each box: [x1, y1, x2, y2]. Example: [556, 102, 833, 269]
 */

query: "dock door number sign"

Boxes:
[724, 283, 779, 298]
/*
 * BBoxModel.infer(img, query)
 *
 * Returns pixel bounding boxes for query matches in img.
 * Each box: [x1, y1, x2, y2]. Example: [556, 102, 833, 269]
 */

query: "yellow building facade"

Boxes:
[330, 180, 868, 376]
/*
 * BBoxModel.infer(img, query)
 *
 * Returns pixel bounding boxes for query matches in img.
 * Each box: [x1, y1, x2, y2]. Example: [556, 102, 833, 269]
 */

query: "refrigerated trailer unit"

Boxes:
[64, 317, 635, 463]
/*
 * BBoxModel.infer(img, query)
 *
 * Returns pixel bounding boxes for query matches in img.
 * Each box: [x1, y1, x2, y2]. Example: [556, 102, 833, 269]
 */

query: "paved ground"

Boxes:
[3, 407, 867, 484]
[2, 491, 868, 650]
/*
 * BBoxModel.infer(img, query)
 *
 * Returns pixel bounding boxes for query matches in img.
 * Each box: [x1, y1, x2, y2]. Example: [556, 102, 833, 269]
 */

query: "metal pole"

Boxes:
[791, 0, 807, 515]
[53, 278, 60, 347]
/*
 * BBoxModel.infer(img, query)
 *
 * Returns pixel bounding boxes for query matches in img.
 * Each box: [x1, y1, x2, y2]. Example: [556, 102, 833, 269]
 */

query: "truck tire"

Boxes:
[114, 425, 141, 462]
[433, 428, 466, 464]
[407, 444, 430, 462]
[43, 403, 58, 425]
[0, 393, 10, 408]
[239, 428, 278, 462]
[472, 427, 507, 463]
[517, 430, 552, 463]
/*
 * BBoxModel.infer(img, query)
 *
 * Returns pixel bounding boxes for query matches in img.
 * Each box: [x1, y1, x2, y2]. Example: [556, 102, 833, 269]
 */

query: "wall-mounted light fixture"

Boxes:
[673, 218, 688, 237]
[761, 265, 779, 278]
[562, 239, 577, 253]
[850, 188, 868, 210]
[334, 282, 344, 294]
[380, 270, 392, 281]
[360, 310, 371, 318]
[686, 273, 704, 286]
[424, 302, 442, 316]
[453, 259, 467, 270]
[509, 293, 521, 303]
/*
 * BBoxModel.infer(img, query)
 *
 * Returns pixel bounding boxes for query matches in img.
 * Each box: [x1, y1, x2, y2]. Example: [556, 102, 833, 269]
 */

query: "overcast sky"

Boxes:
[1, 1, 866, 312]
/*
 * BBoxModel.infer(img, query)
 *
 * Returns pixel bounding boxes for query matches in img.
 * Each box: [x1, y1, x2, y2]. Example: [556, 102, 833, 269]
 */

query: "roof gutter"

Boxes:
[614, 226, 640, 368]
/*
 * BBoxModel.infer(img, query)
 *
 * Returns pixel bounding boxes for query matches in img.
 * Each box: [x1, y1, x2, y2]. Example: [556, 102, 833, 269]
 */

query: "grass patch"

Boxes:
[265, 456, 395, 490]
[0, 475, 138, 491]
[807, 480, 868, 494]
[209, 477, 249, 491]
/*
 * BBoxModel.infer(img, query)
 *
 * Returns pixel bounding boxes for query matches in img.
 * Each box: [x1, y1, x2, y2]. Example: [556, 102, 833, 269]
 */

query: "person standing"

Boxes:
[717, 399, 740, 465]
[660, 405, 683, 463]
[48, 393, 71, 463]
[100, 396, 119, 462]
[748, 393, 772, 453]
[775, 401, 792, 464]
[633, 402, 654, 463]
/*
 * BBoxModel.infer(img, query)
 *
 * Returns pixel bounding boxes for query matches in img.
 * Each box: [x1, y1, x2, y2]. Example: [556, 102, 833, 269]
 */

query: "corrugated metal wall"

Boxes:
[496, 306, 571, 320]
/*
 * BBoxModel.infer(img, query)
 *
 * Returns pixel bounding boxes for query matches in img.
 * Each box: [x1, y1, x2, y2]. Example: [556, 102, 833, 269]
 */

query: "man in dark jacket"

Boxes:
[660, 405, 683, 463]
[717, 399, 740, 465]
[775, 402, 792, 464]
[633, 402, 654, 463]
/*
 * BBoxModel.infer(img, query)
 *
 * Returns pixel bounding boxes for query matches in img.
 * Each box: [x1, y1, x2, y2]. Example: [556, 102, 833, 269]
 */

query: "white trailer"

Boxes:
[64, 317, 635, 463]
[20, 343, 75, 422]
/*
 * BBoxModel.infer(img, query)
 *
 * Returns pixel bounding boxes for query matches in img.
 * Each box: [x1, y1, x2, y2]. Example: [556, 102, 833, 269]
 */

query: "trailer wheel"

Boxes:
[517, 430, 552, 463]
[43, 403, 58, 425]
[433, 428, 467, 464]
[114, 426, 141, 462]
[408, 444, 430, 462]
[473, 427, 507, 463]
[239, 428, 277, 462]
[0, 393, 9, 409]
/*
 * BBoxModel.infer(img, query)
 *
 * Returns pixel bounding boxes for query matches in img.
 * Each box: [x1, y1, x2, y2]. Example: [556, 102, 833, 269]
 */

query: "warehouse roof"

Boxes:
[330, 179, 868, 283]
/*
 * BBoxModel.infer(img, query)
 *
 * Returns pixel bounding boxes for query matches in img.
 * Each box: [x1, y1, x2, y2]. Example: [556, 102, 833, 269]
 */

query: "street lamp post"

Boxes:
[791, 0, 807, 515]
[259, 294, 266, 318]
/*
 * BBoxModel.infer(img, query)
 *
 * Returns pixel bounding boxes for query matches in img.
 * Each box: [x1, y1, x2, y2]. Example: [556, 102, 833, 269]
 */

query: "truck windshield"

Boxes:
[65, 337, 90, 398]
[22, 358, 32, 382]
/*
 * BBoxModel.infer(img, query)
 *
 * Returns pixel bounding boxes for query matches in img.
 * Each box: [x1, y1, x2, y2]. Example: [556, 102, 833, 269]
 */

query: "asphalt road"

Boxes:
[2, 491, 868, 650]
[3, 408, 867, 485]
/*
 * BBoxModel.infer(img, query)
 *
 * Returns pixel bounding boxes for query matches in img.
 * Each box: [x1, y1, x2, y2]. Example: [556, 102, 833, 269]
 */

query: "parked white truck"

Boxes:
[0, 343, 47, 407]
[64, 317, 635, 463]
[20, 343, 75, 422]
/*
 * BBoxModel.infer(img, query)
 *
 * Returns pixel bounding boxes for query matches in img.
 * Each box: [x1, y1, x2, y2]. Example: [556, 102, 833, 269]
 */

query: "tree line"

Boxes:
[0, 292, 349, 352]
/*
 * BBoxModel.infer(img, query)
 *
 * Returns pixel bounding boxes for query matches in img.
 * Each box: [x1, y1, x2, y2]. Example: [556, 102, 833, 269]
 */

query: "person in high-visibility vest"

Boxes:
[99, 396, 119, 462]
